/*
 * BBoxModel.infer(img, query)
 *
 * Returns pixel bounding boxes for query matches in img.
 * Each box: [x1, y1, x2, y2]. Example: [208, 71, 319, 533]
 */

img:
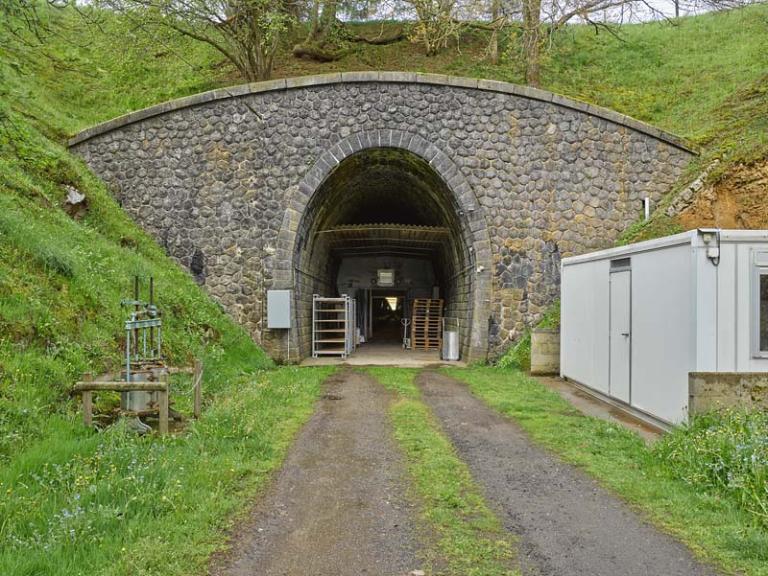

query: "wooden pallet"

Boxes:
[410, 298, 443, 351]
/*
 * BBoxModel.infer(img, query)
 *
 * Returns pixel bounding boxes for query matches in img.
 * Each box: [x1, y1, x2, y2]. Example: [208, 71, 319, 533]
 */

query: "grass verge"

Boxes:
[0, 366, 333, 576]
[364, 367, 517, 576]
[445, 366, 768, 576]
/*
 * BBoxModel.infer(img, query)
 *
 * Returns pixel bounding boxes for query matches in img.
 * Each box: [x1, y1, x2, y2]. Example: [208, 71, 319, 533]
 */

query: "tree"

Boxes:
[307, 0, 337, 42]
[293, 0, 405, 62]
[405, 0, 460, 55]
[99, 0, 293, 81]
[521, 0, 542, 84]
[1, 0, 77, 47]
[488, 0, 503, 64]
[518, 0, 643, 87]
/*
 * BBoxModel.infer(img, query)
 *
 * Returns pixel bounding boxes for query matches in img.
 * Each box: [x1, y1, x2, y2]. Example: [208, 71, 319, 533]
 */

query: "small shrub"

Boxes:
[654, 409, 768, 527]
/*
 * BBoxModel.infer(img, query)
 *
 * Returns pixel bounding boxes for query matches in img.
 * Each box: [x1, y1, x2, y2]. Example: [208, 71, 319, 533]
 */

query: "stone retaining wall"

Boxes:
[689, 372, 768, 414]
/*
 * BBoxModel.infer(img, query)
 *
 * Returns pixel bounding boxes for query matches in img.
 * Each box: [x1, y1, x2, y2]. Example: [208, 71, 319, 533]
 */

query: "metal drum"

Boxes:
[120, 365, 167, 413]
[442, 330, 459, 361]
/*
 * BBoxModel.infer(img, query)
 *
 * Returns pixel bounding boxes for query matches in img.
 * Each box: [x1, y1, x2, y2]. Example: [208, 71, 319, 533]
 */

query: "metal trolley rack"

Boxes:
[312, 294, 357, 358]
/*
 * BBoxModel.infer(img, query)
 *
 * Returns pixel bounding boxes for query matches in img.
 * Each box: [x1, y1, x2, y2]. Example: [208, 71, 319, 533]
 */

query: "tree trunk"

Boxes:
[489, 0, 501, 65]
[306, 0, 336, 45]
[318, 0, 337, 39]
[309, 0, 321, 39]
[522, 0, 542, 87]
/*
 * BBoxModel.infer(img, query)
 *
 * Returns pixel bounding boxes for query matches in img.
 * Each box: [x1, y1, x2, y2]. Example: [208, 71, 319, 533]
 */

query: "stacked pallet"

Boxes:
[410, 299, 443, 351]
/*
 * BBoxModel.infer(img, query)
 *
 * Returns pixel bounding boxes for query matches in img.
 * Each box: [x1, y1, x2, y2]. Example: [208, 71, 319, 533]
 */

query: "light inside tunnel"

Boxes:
[293, 147, 474, 356]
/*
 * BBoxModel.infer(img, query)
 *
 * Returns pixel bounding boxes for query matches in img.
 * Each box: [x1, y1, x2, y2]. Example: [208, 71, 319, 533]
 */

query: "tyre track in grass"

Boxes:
[417, 370, 720, 576]
[366, 367, 518, 576]
[210, 370, 422, 576]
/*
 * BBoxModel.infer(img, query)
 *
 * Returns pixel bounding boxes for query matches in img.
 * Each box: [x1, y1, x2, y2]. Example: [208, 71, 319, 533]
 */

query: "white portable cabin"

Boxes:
[560, 229, 768, 426]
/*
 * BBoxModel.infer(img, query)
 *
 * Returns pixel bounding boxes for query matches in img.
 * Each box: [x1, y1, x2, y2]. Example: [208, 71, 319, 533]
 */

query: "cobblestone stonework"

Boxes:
[70, 73, 694, 360]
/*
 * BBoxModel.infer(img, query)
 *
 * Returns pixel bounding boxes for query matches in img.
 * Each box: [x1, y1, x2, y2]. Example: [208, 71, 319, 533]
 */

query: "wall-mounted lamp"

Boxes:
[699, 228, 721, 266]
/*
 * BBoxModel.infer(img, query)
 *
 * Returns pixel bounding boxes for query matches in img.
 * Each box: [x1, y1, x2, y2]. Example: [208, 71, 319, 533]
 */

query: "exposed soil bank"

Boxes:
[418, 371, 720, 576]
[679, 159, 768, 230]
[210, 371, 421, 576]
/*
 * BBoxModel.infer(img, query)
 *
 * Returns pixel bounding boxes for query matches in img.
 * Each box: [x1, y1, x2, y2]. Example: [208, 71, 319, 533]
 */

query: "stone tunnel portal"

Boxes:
[292, 147, 476, 359]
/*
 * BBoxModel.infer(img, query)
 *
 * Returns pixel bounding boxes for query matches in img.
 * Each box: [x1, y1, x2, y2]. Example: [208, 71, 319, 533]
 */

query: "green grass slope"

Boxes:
[0, 53, 273, 460]
[0, 12, 341, 576]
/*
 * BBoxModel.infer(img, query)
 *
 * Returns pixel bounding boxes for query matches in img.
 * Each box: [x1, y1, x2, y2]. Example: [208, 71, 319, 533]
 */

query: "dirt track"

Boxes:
[418, 371, 719, 576]
[210, 371, 421, 576]
[211, 368, 721, 576]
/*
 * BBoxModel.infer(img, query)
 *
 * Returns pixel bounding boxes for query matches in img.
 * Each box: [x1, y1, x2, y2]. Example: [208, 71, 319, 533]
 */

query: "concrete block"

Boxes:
[284, 74, 342, 89]
[689, 372, 768, 415]
[379, 71, 418, 84]
[530, 328, 560, 375]
[340, 71, 379, 83]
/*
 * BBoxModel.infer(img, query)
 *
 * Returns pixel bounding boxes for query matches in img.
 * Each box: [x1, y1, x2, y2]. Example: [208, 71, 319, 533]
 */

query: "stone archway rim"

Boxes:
[68, 71, 695, 154]
[280, 129, 493, 361]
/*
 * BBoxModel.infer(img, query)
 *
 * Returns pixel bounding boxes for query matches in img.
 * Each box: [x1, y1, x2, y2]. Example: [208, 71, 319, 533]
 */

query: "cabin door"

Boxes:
[609, 269, 631, 403]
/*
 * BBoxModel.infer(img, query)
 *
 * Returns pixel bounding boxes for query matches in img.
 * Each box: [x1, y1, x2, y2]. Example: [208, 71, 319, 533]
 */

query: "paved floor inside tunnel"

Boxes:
[300, 341, 467, 367]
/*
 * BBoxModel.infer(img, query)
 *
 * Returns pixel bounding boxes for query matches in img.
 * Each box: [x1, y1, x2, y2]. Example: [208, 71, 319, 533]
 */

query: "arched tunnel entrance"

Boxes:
[291, 146, 480, 361]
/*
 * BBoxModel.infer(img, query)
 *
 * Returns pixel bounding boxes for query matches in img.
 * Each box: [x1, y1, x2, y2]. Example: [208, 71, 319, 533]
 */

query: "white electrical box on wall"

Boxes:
[267, 290, 291, 329]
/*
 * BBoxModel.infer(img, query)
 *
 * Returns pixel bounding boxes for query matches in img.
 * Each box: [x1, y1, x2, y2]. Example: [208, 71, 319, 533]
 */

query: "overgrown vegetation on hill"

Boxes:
[0, 9, 336, 575]
[1, 4, 767, 574]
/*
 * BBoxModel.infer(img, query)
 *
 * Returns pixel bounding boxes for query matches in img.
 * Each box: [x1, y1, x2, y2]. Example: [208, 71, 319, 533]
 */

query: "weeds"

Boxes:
[0, 367, 332, 575]
[655, 410, 768, 527]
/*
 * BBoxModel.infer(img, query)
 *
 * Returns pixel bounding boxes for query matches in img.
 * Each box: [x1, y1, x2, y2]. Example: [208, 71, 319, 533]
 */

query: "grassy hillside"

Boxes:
[0, 11, 338, 576]
[10, 5, 764, 243]
[0, 5, 766, 573]
[0, 43, 273, 459]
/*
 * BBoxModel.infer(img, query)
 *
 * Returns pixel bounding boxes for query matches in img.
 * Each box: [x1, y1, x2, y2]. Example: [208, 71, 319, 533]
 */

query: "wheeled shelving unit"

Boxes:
[312, 295, 357, 358]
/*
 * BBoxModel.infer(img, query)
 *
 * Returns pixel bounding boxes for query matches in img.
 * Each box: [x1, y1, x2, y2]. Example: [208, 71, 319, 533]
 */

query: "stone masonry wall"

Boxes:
[70, 73, 694, 360]
[689, 372, 768, 415]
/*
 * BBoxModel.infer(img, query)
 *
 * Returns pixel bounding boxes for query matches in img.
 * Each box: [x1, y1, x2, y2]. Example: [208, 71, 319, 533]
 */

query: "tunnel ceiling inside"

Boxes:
[312, 148, 461, 229]
[317, 224, 450, 259]
[297, 147, 472, 310]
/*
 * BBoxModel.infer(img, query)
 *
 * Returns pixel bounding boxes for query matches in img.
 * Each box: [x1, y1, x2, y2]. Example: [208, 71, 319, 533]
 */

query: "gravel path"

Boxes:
[418, 371, 720, 576]
[211, 371, 421, 576]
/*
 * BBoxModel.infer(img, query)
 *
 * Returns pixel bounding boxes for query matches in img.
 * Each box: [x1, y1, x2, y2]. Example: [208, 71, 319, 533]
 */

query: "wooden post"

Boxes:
[158, 385, 169, 435]
[82, 373, 93, 427]
[193, 359, 203, 419]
